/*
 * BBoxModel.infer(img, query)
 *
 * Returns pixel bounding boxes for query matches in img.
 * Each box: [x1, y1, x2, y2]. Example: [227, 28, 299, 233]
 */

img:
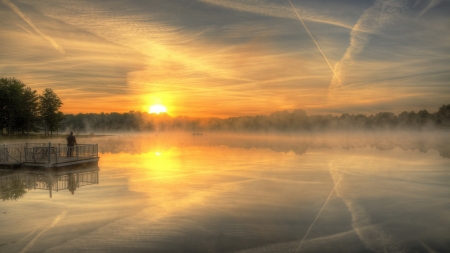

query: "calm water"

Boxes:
[1, 133, 449, 253]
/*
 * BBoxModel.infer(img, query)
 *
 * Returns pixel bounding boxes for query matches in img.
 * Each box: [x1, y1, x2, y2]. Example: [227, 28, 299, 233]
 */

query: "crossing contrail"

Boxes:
[294, 175, 343, 253]
[2, 0, 65, 54]
[287, 0, 346, 92]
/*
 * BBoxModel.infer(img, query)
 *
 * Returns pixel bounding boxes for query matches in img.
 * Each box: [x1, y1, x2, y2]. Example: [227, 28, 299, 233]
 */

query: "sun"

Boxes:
[149, 104, 167, 114]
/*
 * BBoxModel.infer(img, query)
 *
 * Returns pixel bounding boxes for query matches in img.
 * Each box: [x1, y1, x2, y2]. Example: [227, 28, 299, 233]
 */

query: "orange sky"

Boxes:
[1, 0, 449, 117]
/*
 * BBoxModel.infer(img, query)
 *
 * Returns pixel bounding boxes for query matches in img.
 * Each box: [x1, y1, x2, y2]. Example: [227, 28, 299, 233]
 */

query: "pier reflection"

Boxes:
[0, 166, 99, 200]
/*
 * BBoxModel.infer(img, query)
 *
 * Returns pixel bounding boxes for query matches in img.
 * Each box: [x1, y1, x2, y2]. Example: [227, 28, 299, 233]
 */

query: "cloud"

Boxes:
[200, 0, 359, 31]
[2, 0, 65, 54]
[0, 0, 448, 116]
[329, 0, 407, 90]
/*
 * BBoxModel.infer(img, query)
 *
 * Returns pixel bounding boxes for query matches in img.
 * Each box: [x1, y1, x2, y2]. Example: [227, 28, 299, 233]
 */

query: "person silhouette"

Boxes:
[66, 132, 77, 157]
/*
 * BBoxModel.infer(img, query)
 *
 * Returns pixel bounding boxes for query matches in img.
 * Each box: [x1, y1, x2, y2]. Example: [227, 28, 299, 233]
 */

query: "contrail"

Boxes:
[15, 22, 33, 35]
[294, 175, 343, 253]
[19, 210, 67, 253]
[417, 0, 441, 17]
[329, 0, 407, 90]
[2, 0, 65, 54]
[287, 0, 345, 92]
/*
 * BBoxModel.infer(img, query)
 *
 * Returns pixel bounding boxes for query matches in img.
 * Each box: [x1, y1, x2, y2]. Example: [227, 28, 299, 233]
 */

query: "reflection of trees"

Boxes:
[436, 143, 450, 159]
[0, 179, 29, 201]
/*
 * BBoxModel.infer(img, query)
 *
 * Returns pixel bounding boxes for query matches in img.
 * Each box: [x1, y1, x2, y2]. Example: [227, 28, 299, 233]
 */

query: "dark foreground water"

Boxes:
[1, 133, 449, 253]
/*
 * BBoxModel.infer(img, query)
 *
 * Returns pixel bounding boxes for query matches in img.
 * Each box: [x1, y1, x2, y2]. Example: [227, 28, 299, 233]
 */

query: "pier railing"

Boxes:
[0, 143, 26, 163]
[0, 143, 98, 166]
[24, 143, 98, 164]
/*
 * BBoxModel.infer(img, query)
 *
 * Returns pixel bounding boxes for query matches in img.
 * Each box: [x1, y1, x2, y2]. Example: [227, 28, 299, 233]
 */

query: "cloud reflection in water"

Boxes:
[0, 133, 449, 253]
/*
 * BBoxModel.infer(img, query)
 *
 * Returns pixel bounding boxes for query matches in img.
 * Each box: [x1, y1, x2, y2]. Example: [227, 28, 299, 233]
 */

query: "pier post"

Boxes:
[49, 174, 52, 198]
[48, 142, 51, 166]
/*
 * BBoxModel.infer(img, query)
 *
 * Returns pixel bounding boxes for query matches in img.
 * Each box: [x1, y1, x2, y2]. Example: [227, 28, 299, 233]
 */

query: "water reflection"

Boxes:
[0, 178, 27, 201]
[87, 132, 450, 159]
[89, 137, 449, 253]
[0, 166, 99, 200]
[1, 133, 449, 253]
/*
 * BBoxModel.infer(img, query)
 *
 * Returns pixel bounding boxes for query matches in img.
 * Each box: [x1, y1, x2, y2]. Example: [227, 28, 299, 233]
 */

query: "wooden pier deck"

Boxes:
[0, 142, 99, 169]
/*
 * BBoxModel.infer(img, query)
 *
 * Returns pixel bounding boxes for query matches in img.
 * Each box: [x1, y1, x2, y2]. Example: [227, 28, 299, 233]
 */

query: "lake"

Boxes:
[1, 132, 449, 253]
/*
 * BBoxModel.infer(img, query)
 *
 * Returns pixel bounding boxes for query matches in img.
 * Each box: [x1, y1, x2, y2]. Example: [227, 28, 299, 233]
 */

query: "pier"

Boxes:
[0, 166, 99, 199]
[0, 142, 99, 168]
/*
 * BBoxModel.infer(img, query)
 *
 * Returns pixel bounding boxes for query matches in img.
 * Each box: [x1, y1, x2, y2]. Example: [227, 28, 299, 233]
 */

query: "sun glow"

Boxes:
[149, 104, 167, 114]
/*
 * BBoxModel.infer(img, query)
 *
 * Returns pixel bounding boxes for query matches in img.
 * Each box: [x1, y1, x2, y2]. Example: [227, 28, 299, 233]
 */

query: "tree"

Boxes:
[435, 104, 450, 128]
[39, 88, 63, 136]
[0, 79, 9, 133]
[0, 78, 26, 136]
[16, 87, 40, 134]
[0, 78, 42, 135]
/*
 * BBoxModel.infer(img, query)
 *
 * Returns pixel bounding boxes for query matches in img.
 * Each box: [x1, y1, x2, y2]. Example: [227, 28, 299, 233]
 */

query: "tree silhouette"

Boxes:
[435, 104, 450, 128]
[17, 87, 40, 134]
[39, 88, 64, 136]
[60, 104, 450, 133]
[0, 78, 41, 135]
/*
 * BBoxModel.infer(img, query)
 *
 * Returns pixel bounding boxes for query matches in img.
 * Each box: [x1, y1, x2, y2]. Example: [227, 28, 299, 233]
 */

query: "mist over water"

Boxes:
[1, 132, 449, 253]
[90, 131, 450, 159]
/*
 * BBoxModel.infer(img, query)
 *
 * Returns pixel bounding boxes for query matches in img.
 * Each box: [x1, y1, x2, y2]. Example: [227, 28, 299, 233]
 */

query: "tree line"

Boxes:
[0, 77, 63, 136]
[63, 104, 450, 133]
[2, 77, 449, 134]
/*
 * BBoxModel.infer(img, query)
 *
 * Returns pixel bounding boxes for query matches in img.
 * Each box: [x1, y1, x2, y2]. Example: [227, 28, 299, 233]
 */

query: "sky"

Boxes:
[0, 0, 449, 117]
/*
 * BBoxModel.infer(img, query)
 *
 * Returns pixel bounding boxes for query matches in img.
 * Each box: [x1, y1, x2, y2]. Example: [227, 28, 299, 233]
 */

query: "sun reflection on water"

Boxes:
[2, 133, 450, 252]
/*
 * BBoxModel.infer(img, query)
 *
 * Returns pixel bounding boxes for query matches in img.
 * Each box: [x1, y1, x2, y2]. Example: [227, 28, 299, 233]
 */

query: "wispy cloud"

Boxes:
[2, 0, 65, 54]
[200, 0, 359, 31]
[0, 0, 448, 116]
[329, 0, 407, 89]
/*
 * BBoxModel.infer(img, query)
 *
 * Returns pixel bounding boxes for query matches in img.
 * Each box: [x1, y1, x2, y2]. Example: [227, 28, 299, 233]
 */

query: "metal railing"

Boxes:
[24, 143, 98, 164]
[0, 142, 98, 166]
[0, 143, 23, 163]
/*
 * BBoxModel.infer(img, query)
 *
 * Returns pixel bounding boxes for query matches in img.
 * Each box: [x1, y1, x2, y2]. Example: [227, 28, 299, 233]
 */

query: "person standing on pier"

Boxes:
[66, 132, 77, 157]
